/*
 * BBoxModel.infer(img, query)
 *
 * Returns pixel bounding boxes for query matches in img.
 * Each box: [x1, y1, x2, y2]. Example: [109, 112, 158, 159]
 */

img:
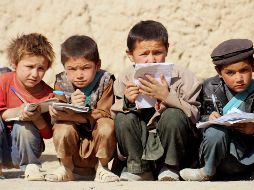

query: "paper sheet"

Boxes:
[133, 62, 173, 108]
[196, 108, 254, 128]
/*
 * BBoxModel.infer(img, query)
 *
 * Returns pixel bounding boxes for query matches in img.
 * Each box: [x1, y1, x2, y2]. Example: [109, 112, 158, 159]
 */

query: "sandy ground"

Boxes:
[1, 139, 254, 190]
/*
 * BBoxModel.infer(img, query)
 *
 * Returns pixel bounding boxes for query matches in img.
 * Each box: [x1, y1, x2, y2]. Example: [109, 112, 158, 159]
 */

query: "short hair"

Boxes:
[61, 35, 100, 65]
[7, 33, 55, 67]
[215, 56, 254, 71]
[127, 20, 169, 52]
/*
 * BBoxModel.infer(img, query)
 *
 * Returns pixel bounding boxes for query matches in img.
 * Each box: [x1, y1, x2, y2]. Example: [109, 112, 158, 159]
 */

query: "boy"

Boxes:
[0, 33, 55, 180]
[45, 35, 119, 182]
[111, 20, 202, 181]
[180, 39, 254, 181]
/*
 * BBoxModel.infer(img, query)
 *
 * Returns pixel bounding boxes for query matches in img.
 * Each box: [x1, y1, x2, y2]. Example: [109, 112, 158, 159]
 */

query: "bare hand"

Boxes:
[231, 123, 254, 135]
[19, 105, 42, 122]
[124, 82, 139, 104]
[49, 105, 76, 121]
[71, 89, 86, 106]
[138, 74, 169, 102]
[208, 111, 221, 121]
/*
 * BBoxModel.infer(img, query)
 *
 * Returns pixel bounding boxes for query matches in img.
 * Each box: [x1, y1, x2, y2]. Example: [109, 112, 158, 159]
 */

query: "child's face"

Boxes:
[217, 60, 253, 93]
[15, 55, 49, 90]
[127, 40, 167, 64]
[64, 57, 100, 88]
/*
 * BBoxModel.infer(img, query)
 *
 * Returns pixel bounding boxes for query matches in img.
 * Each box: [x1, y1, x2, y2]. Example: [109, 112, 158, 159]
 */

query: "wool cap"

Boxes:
[211, 39, 254, 65]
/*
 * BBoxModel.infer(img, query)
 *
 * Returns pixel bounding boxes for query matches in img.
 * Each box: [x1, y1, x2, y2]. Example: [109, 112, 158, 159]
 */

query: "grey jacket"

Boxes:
[200, 75, 254, 122]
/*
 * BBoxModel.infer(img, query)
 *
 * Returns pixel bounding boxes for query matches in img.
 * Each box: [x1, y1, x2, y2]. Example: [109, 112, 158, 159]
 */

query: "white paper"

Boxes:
[52, 102, 89, 113]
[196, 108, 254, 128]
[133, 62, 173, 108]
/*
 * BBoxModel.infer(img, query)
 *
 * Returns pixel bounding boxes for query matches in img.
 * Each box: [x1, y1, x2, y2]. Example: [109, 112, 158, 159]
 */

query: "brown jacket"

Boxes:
[54, 70, 114, 129]
[111, 64, 202, 127]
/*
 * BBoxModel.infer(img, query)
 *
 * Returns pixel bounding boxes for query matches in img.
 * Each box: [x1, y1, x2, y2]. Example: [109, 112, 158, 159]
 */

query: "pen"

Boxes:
[211, 94, 220, 113]
[10, 86, 27, 103]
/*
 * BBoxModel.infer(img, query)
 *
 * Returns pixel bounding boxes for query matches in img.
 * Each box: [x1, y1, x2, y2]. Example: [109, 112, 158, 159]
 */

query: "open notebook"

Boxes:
[6, 98, 59, 121]
[52, 102, 90, 113]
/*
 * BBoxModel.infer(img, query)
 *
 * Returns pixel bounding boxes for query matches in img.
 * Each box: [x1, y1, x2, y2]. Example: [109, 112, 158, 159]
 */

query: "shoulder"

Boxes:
[171, 64, 201, 87]
[172, 64, 196, 78]
[0, 71, 15, 81]
[203, 75, 222, 88]
[0, 71, 15, 87]
[98, 69, 114, 88]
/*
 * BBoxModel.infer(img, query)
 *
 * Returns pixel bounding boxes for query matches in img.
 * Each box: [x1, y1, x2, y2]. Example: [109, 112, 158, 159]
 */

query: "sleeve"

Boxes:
[0, 85, 7, 112]
[199, 84, 210, 122]
[53, 77, 68, 103]
[110, 69, 137, 117]
[162, 68, 202, 124]
[0, 77, 7, 112]
[86, 79, 114, 129]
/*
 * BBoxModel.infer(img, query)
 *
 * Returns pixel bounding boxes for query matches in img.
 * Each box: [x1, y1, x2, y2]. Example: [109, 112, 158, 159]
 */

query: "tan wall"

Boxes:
[1, 0, 254, 86]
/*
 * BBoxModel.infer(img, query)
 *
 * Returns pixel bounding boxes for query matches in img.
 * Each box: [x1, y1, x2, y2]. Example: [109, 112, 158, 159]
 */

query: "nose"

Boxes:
[146, 53, 156, 63]
[31, 68, 39, 78]
[235, 72, 243, 82]
[76, 69, 84, 78]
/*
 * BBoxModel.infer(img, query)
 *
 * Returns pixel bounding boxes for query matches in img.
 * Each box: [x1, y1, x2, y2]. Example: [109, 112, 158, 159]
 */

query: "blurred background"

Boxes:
[0, 0, 254, 86]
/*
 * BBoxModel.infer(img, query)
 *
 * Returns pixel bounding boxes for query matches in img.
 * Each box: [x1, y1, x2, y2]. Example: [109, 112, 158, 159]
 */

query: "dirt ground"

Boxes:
[0, 139, 254, 190]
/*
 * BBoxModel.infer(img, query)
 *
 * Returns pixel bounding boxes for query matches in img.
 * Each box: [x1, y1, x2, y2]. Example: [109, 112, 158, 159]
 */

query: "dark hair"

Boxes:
[127, 20, 169, 52]
[61, 35, 100, 65]
[215, 56, 254, 71]
[7, 33, 55, 67]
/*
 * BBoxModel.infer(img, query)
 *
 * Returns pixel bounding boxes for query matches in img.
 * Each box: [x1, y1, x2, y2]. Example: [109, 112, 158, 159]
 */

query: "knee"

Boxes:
[158, 108, 187, 131]
[53, 123, 76, 140]
[115, 112, 138, 133]
[97, 120, 115, 138]
[203, 126, 229, 145]
[15, 123, 40, 141]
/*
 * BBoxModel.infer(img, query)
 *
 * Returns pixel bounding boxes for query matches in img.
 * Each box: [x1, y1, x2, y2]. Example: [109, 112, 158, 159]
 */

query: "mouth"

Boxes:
[234, 84, 246, 89]
[27, 79, 37, 83]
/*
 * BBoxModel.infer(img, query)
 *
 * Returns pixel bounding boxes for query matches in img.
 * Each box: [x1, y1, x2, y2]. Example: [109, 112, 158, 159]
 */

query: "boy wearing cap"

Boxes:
[180, 39, 254, 181]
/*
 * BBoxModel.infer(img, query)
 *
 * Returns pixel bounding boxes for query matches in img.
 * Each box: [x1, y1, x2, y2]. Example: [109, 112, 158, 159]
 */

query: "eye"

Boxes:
[139, 52, 148, 56]
[38, 67, 46, 71]
[67, 67, 75, 71]
[240, 68, 250, 73]
[154, 51, 163, 55]
[225, 71, 234, 76]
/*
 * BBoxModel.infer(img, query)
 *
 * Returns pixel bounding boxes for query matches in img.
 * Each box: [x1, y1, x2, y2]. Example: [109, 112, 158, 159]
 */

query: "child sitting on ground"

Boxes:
[45, 35, 119, 182]
[0, 33, 55, 180]
[111, 20, 201, 181]
[180, 39, 254, 181]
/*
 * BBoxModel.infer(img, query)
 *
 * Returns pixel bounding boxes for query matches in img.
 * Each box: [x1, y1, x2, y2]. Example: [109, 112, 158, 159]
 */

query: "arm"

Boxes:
[111, 68, 137, 116]
[161, 66, 202, 124]
[86, 79, 114, 129]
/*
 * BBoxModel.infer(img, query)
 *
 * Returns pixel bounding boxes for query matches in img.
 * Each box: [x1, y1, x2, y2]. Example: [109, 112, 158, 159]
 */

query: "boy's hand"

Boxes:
[208, 111, 221, 120]
[231, 123, 254, 135]
[124, 82, 139, 104]
[71, 89, 86, 106]
[49, 105, 73, 121]
[138, 74, 169, 102]
[49, 105, 88, 123]
[19, 106, 42, 122]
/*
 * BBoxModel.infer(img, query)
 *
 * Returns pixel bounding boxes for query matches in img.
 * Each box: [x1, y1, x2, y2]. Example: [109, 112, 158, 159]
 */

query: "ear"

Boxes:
[11, 63, 16, 70]
[251, 60, 254, 71]
[215, 66, 222, 76]
[96, 60, 101, 70]
[126, 49, 134, 62]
